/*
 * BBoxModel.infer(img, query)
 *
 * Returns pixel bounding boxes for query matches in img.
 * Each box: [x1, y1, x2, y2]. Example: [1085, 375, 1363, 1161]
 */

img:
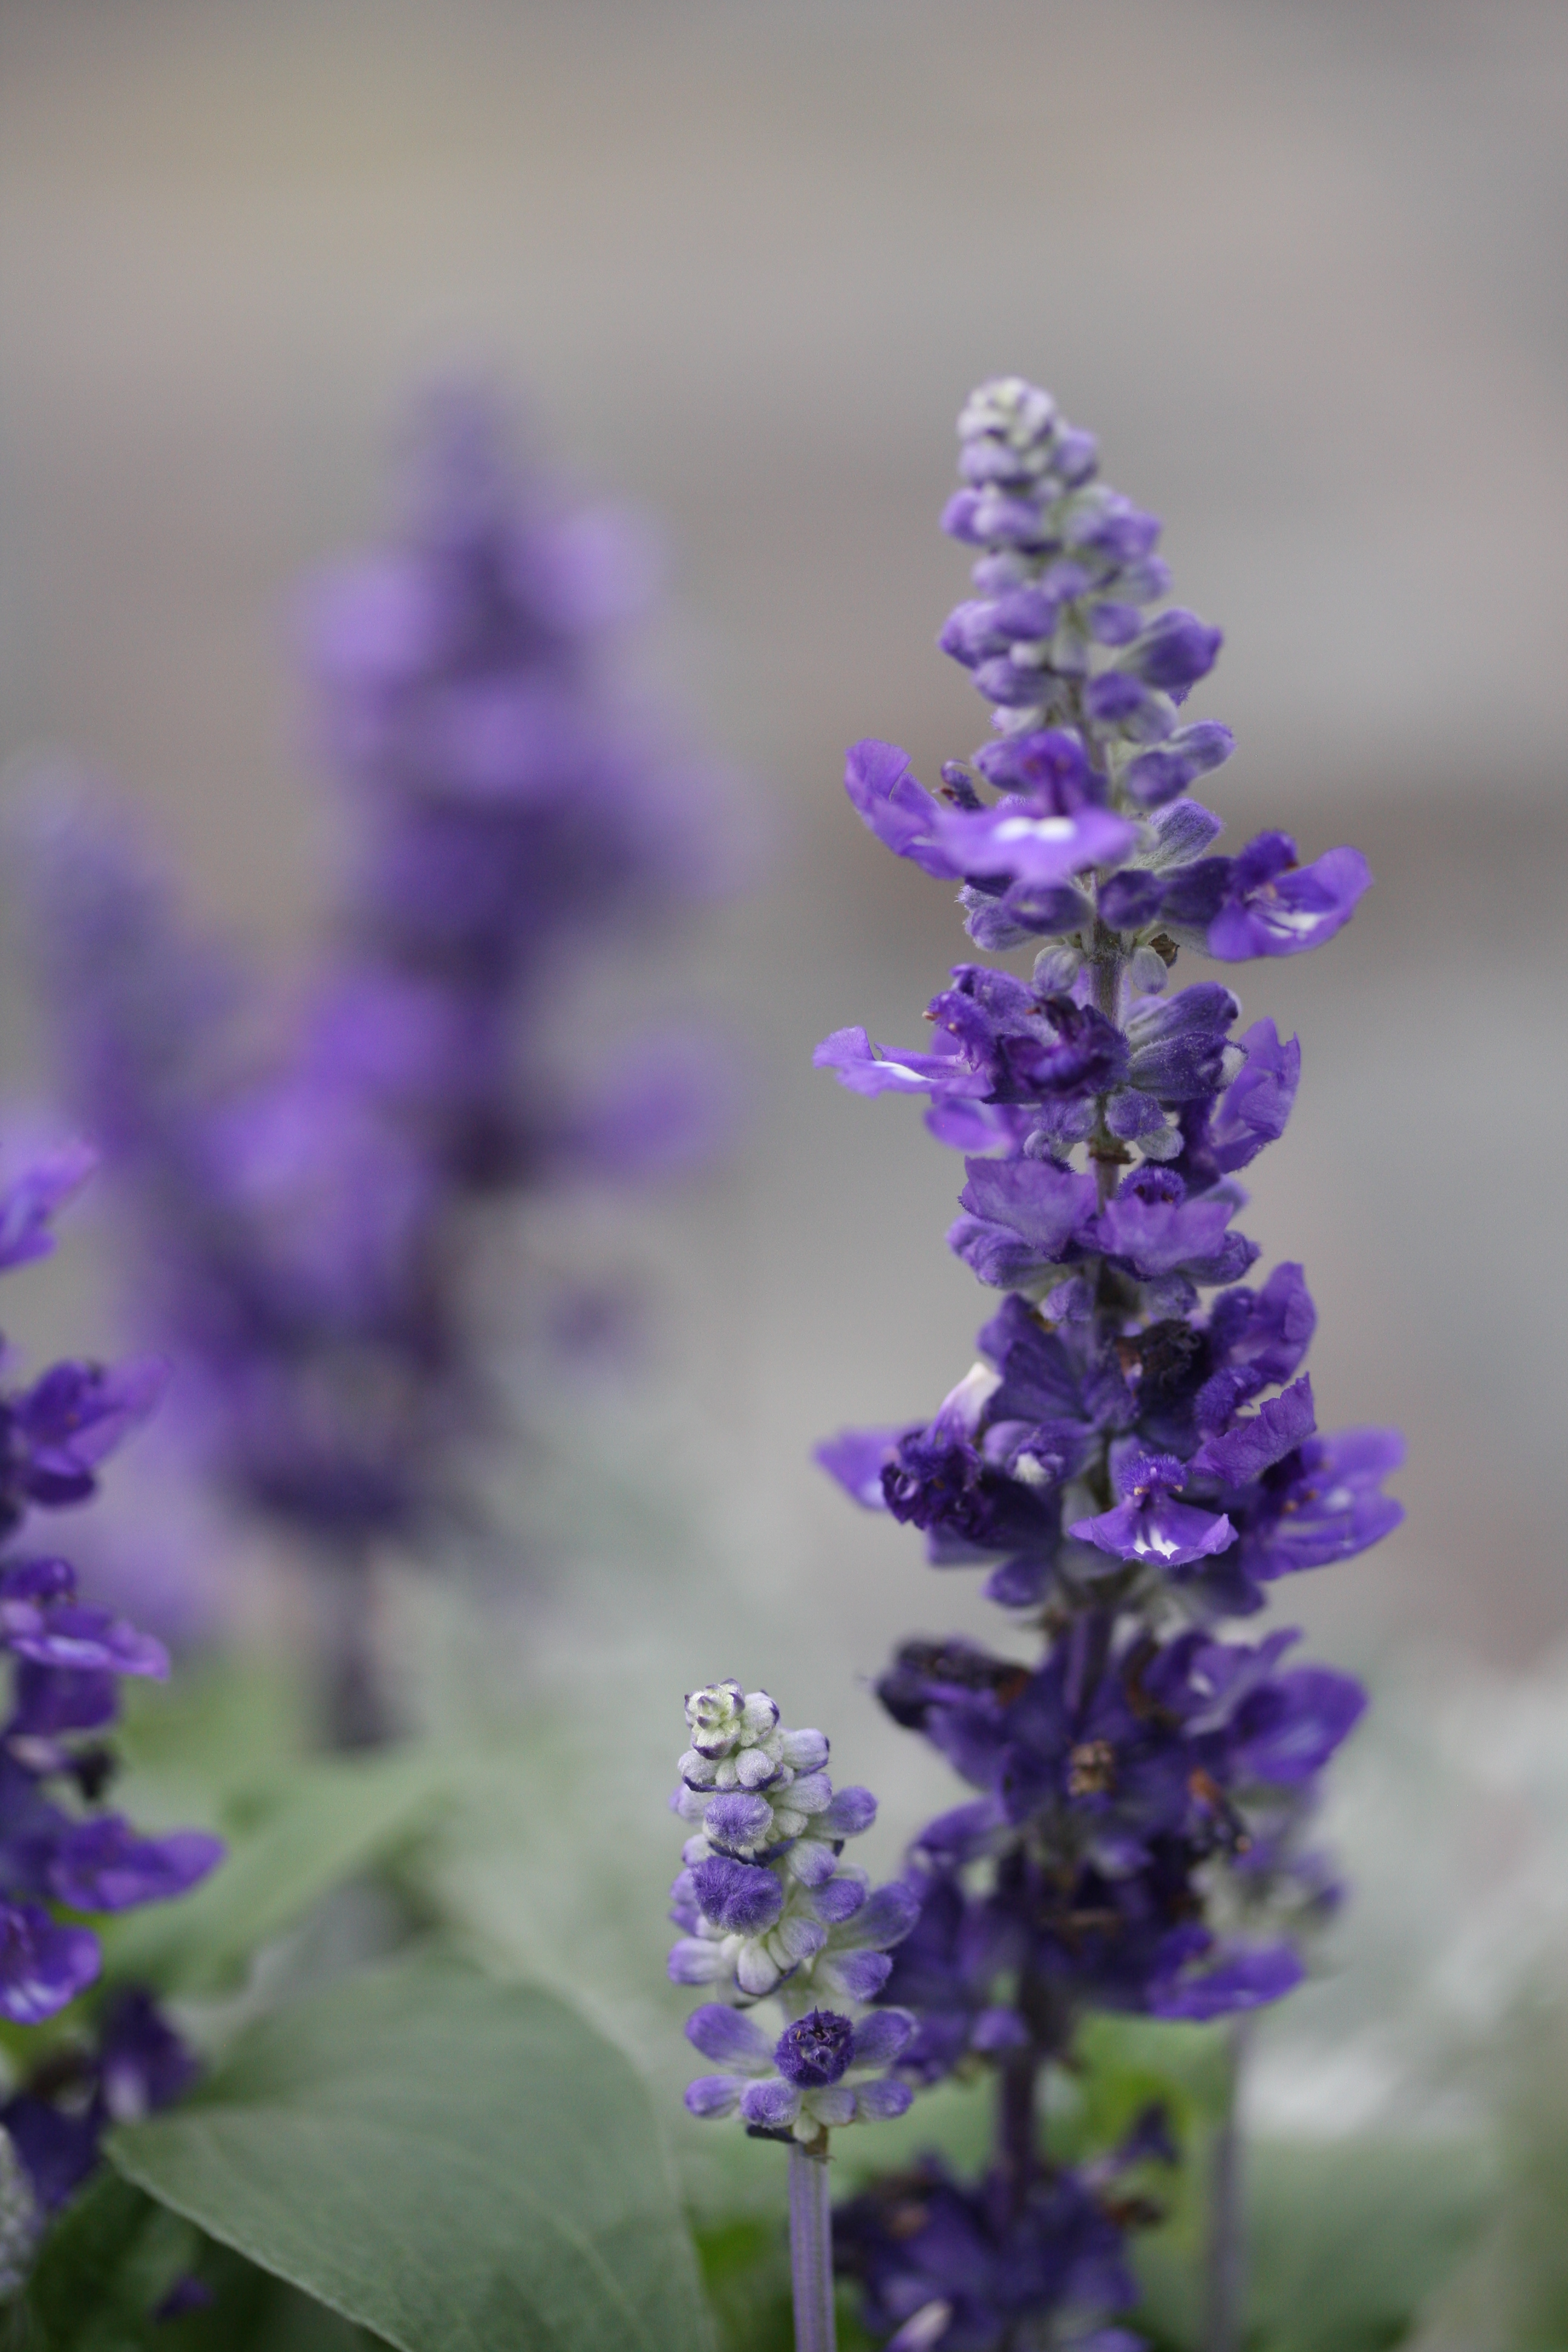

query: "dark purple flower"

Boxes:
[686, 1856, 786, 1938]
[1070, 1445, 1235, 1569]
[973, 730, 1097, 807]
[2, 1986, 198, 2211]
[929, 801, 1136, 891]
[814, 1426, 906, 1510]
[1093, 1166, 1256, 1287]
[950, 1157, 1097, 1288]
[1191, 1376, 1316, 1485]
[1230, 1428, 1405, 1583]
[813, 1025, 990, 1107]
[776, 2010, 857, 2089]
[1149, 1941, 1302, 2020]
[0, 1585, 167, 1682]
[1122, 984, 1241, 1103]
[836, 2154, 1140, 2352]
[48, 1817, 223, 1913]
[0, 1901, 99, 2025]
[1122, 721, 1235, 809]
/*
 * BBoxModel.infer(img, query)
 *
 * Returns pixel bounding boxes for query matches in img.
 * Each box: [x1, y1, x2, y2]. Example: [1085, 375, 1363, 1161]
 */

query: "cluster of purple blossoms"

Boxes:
[812, 379, 1400, 2349]
[26, 388, 736, 1740]
[835, 2112, 1172, 2352]
[670, 1681, 921, 2149]
[0, 1148, 220, 2225]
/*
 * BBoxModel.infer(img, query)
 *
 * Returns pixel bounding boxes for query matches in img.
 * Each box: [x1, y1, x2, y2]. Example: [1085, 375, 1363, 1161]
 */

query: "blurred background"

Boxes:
[1, 0, 1566, 2218]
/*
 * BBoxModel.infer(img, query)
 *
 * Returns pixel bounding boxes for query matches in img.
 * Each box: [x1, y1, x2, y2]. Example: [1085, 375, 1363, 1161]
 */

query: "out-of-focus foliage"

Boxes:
[109, 1958, 715, 2352]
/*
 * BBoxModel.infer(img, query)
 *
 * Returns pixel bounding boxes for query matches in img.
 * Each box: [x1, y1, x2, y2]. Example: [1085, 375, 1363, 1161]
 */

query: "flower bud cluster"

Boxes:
[668, 1682, 920, 2147]
[942, 376, 1222, 789]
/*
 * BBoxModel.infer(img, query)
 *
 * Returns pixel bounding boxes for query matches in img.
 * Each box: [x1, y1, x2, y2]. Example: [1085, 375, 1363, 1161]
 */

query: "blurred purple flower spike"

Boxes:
[24, 382, 744, 1745]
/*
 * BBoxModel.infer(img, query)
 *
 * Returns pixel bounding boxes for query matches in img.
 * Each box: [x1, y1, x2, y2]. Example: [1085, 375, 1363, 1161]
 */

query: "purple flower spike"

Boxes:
[799, 379, 1396, 2340]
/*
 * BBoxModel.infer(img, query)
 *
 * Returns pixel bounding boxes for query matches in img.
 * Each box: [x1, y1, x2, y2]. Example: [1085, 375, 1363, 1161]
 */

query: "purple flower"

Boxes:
[0, 1146, 97, 1273]
[683, 2002, 915, 2138]
[1149, 1941, 1303, 2020]
[1122, 721, 1235, 809]
[1122, 984, 1242, 1104]
[2, 1987, 197, 2212]
[842, 740, 965, 880]
[0, 1903, 99, 2027]
[1, 1357, 166, 1525]
[1178, 833, 1373, 961]
[929, 802, 1136, 891]
[1070, 1446, 1235, 1568]
[48, 1817, 223, 1913]
[1230, 1427, 1405, 1583]
[950, 1157, 1098, 1289]
[836, 2154, 1143, 2352]
[1119, 608, 1222, 693]
[1093, 1166, 1256, 1287]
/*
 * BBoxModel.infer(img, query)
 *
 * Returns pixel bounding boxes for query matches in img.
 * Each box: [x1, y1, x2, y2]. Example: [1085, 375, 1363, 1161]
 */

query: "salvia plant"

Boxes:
[673, 374, 1403, 2352]
[25, 387, 734, 1746]
[0, 1143, 220, 2270]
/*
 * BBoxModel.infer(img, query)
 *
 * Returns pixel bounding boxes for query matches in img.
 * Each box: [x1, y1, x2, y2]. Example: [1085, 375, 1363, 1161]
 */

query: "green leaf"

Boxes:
[106, 1954, 715, 2352]
[26, 2169, 198, 2351]
[1246, 2135, 1492, 2352]
[24, 2167, 387, 2351]
[98, 1745, 454, 1995]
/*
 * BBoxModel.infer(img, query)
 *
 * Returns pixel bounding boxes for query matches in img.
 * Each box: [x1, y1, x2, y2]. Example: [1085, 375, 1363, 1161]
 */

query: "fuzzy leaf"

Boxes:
[107, 1956, 714, 2352]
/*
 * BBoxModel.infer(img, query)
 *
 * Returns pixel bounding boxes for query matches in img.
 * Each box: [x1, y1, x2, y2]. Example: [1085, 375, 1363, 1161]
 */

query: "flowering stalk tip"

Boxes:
[665, 1679, 918, 2348]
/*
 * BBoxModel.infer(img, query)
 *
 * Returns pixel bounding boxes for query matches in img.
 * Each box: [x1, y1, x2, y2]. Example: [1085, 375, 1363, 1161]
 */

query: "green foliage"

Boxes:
[25, 2171, 196, 2351]
[1243, 2137, 1492, 2352]
[106, 1953, 715, 2352]
[22, 2169, 384, 2351]
[693, 2215, 794, 2352]
[693, 2212, 872, 2352]
[99, 1740, 454, 1996]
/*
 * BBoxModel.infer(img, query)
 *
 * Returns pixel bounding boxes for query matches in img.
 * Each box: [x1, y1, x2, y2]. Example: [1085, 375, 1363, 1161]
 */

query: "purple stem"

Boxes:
[789, 2140, 837, 2352]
